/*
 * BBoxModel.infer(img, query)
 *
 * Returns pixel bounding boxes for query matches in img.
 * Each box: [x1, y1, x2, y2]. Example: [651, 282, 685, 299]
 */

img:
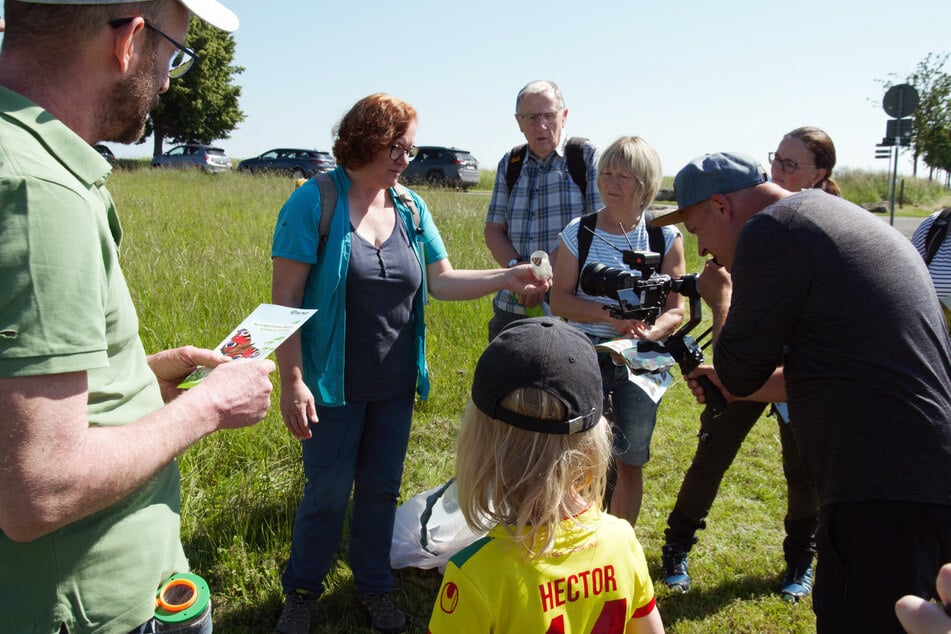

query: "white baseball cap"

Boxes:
[19, 0, 239, 32]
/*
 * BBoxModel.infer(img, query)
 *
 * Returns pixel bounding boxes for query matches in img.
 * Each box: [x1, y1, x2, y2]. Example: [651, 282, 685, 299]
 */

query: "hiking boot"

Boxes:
[357, 593, 406, 633]
[275, 589, 319, 634]
[661, 543, 691, 593]
[779, 561, 814, 602]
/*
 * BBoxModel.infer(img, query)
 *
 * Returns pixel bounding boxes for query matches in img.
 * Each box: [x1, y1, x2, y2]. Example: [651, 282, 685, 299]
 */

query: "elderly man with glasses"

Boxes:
[0, 2, 276, 633]
[483, 79, 603, 341]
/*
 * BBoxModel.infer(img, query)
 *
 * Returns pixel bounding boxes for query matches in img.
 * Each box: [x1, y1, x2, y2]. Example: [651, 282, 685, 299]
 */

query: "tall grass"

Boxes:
[110, 168, 943, 633]
[835, 167, 950, 213]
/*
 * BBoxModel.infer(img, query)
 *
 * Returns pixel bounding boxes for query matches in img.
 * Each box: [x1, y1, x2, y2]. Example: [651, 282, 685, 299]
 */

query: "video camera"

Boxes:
[580, 248, 726, 417]
[581, 250, 690, 324]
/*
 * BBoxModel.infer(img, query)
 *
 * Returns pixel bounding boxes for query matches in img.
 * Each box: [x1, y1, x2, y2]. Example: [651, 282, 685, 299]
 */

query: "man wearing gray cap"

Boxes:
[0, 2, 274, 633]
[652, 152, 951, 633]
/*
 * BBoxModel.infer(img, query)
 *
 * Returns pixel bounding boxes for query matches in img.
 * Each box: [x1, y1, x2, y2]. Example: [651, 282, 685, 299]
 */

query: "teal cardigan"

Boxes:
[271, 166, 448, 406]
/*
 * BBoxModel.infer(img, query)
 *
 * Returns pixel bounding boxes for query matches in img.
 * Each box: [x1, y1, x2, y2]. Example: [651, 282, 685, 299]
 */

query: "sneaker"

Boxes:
[661, 544, 691, 593]
[275, 589, 319, 634]
[357, 592, 406, 633]
[779, 562, 814, 602]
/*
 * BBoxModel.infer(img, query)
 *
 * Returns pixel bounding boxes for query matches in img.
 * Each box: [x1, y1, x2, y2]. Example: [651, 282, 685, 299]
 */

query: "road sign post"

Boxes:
[881, 83, 920, 226]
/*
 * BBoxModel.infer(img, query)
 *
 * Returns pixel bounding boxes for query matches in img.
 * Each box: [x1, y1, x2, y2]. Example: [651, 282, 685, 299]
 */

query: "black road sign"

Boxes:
[883, 83, 920, 118]
[886, 118, 914, 146]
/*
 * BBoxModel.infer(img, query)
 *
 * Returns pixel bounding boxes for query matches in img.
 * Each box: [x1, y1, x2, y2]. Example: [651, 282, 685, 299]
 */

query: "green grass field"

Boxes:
[110, 168, 948, 633]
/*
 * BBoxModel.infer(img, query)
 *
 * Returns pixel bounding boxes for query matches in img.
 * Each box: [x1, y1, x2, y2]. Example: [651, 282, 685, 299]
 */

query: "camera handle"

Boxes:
[664, 275, 727, 418]
[664, 325, 727, 418]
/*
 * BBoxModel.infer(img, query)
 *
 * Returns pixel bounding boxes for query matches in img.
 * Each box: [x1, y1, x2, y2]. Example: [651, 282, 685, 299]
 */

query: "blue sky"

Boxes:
[124, 0, 949, 177]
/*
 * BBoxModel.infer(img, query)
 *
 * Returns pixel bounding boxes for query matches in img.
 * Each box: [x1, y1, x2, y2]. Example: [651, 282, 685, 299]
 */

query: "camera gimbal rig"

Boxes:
[578, 238, 726, 417]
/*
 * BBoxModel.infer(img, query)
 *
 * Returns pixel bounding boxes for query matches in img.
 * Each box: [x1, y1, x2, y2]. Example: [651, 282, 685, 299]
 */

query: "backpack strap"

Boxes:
[564, 136, 588, 199]
[575, 215, 665, 293]
[503, 138, 589, 197]
[392, 183, 422, 236]
[647, 224, 664, 273]
[316, 175, 422, 260]
[575, 212, 599, 293]
[504, 144, 528, 192]
[924, 207, 951, 266]
[316, 172, 337, 259]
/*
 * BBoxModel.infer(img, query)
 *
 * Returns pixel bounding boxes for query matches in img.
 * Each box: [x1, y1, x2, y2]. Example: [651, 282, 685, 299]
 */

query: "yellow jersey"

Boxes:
[428, 508, 656, 633]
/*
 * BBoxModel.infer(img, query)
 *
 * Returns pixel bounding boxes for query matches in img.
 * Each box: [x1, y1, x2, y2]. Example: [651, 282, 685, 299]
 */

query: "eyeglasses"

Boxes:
[517, 111, 561, 125]
[389, 143, 417, 161]
[109, 17, 199, 79]
[768, 151, 814, 174]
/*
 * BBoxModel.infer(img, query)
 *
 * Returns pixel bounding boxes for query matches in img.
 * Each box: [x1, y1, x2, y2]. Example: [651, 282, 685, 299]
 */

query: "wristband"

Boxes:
[507, 257, 520, 268]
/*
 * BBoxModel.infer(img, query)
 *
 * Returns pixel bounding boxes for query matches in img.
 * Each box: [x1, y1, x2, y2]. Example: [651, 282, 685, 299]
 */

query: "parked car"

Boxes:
[92, 143, 117, 167]
[151, 144, 232, 173]
[400, 146, 480, 190]
[237, 148, 335, 178]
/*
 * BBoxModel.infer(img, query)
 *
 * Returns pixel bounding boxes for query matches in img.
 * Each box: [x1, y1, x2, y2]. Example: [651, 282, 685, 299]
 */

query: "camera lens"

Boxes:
[580, 263, 638, 300]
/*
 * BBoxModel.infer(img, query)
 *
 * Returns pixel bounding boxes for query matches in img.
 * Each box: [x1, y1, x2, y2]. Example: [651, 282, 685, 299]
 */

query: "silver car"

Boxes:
[151, 144, 232, 173]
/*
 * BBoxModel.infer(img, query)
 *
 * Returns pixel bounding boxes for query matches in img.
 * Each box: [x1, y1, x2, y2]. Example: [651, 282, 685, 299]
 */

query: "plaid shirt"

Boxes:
[486, 137, 602, 314]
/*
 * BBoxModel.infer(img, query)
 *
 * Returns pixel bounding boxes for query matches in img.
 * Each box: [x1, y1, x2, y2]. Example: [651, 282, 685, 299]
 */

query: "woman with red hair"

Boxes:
[271, 93, 548, 634]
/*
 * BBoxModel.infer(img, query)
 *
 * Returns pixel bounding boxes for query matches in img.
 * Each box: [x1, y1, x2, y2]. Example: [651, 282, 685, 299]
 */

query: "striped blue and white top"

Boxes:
[559, 214, 680, 340]
[911, 210, 951, 298]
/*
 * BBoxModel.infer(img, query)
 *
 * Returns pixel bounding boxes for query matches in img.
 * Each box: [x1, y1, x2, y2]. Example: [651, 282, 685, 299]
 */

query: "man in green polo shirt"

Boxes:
[0, 1, 275, 632]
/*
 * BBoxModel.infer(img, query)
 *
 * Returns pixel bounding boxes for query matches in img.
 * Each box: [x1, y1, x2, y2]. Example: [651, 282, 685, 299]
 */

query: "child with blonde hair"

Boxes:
[428, 318, 663, 633]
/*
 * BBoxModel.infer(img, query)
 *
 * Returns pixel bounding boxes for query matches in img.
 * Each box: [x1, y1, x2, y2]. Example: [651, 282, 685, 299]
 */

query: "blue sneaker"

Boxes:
[661, 544, 691, 593]
[779, 562, 814, 602]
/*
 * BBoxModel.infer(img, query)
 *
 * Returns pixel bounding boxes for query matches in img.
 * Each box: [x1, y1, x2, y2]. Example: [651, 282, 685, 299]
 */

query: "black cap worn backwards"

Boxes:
[471, 318, 602, 435]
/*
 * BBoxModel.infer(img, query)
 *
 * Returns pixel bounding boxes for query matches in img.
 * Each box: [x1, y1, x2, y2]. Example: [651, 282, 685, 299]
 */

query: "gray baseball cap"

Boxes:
[651, 152, 767, 227]
[19, 0, 239, 32]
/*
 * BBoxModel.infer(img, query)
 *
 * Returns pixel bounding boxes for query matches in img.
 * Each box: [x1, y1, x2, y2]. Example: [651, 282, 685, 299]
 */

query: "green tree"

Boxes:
[922, 126, 951, 186]
[908, 52, 951, 180]
[146, 18, 245, 157]
[883, 52, 951, 179]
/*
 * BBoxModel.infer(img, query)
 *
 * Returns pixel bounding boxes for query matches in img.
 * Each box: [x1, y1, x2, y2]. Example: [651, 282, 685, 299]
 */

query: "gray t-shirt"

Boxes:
[345, 213, 421, 401]
[716, 190, 951, 506]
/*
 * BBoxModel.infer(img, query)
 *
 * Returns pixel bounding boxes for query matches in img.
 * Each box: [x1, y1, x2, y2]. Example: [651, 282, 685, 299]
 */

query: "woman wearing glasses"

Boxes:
[765, 125, 839, 599]
[270, 93, 548, 634]
[770, 126, 840, 196]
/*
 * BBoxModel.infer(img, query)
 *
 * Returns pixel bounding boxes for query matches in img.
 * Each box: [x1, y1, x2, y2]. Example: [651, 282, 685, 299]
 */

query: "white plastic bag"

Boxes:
[390, 478, 486, 573]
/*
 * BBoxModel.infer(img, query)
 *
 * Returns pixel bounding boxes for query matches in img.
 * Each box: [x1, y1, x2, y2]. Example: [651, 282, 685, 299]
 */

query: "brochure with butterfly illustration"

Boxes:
[177, 303, 317, 388]
[593, 337, 679, 374]
[592, 337, 678, 404]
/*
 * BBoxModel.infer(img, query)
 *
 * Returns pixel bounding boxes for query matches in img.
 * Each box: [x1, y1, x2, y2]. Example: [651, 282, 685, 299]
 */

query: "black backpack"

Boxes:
[575, 212, 664, 292]
[504, 136, 589, 197]
[924, 207, 951, 266]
